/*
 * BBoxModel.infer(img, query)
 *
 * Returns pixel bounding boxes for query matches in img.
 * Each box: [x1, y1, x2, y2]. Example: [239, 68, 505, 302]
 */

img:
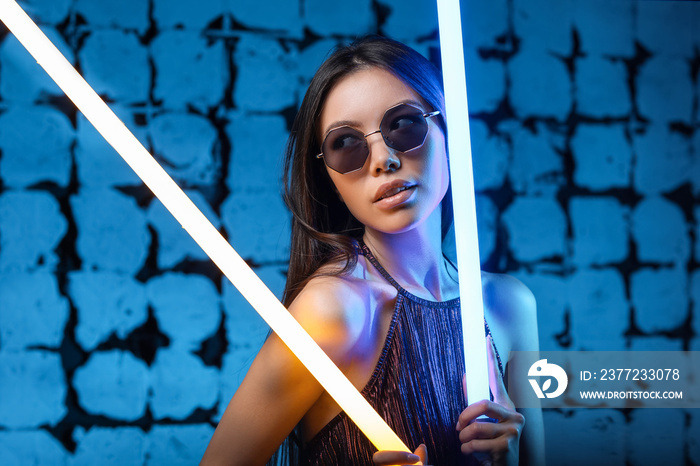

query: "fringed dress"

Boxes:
[295, 242, 504, 465]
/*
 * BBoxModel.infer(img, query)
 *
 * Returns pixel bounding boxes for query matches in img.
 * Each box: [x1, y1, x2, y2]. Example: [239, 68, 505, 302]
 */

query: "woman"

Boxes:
[202, 36, 543, 465]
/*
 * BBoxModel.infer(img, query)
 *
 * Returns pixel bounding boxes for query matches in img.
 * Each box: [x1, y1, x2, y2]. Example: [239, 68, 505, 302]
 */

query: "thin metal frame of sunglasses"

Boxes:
[316, 103, 441, 174]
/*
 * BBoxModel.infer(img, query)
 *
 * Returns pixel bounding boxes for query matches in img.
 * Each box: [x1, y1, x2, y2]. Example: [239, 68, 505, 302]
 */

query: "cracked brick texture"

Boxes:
[0, 0, 698, 465]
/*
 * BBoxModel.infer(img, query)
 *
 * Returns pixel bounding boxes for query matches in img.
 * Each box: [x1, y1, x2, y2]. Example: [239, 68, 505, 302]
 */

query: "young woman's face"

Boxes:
[318, 67, 448, 236]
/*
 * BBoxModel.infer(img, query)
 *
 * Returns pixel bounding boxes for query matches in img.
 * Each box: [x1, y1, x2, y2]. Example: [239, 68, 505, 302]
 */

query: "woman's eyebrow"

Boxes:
[323, 119, 361, 135]
[322, 99, 426, 135]
[398, 98, 424, 108]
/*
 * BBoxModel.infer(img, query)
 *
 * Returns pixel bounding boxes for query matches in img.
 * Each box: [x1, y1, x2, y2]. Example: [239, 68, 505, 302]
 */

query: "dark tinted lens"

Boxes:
[380, 105, 429, 152]
[321, 127, 369, 174]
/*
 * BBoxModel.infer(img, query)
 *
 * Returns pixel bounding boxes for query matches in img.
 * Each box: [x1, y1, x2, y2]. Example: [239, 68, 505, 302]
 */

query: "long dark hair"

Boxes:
[281, 36, 451, 306]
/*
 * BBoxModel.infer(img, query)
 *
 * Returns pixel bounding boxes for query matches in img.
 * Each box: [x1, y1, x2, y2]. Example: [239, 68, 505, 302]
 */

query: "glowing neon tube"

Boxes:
[0, 0, 411, 455]
[436, 0, 490, 404]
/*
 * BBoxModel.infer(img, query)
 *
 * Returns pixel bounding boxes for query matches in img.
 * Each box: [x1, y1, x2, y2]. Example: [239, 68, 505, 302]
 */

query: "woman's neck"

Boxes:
[362, 209, 458, 302]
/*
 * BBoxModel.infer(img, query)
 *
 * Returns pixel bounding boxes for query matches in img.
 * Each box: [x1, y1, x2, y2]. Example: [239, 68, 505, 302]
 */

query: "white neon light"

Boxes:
[436, 0, 490, 404]
[0, 0, 411, 455]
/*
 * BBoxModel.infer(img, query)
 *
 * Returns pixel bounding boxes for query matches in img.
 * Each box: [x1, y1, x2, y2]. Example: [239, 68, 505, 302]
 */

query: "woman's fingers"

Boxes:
[458, 414, 524, 443]
[372, 447, 423, 465]
[414, 443, 428, 464]
[455, 399, 524, 465]
[460, 436, 510, 457]
[458, 417, 500, 442]
[455, 337, 524, 465]
[456, 399, 523, 431]
[460, 421, 522, 466]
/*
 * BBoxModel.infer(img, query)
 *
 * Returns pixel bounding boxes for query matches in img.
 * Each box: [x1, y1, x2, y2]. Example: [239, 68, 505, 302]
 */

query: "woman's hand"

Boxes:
[456, 336, 525, 465]
[373, 443, 428, 465]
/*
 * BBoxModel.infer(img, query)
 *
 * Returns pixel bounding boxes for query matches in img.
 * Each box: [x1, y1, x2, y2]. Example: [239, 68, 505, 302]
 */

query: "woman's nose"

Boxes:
[366, 132, 400, 174]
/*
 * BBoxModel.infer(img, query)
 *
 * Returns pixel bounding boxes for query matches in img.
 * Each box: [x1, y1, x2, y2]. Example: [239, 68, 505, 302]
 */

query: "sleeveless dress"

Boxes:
[297, 242, 504, 465]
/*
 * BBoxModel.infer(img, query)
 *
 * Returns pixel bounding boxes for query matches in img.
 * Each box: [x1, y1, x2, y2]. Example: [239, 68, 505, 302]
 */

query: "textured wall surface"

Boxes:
[0, 0, 698, 464]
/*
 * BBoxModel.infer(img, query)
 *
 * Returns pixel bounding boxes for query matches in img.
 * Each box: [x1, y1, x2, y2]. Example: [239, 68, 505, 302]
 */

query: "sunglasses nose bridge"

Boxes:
[365, 127, 396, 152]
[363, 127, 395, 159]
[363, 128, 382, 139]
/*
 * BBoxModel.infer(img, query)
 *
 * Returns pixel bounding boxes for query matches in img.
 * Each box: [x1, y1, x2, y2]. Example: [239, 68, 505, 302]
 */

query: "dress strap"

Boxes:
[485, 320, 504, 378]
[357, 240, 406, 293]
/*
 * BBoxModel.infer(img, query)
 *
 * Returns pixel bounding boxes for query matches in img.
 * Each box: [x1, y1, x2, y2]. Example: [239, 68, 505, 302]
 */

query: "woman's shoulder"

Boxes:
[481, 272, 536, 316]
[481, 271, 539, 353]
[287, 257, 385, 364]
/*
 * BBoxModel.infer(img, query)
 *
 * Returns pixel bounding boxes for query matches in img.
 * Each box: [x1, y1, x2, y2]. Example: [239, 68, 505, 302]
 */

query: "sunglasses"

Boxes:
[316, 103, 441, 174]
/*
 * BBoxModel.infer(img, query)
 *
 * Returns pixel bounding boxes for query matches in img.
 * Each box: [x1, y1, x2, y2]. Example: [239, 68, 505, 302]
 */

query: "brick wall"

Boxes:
[0, 0, 698, 464]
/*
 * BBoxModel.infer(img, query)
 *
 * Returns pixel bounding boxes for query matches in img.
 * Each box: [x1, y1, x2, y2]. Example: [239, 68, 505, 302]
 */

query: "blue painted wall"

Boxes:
[0, 0, 698, 464]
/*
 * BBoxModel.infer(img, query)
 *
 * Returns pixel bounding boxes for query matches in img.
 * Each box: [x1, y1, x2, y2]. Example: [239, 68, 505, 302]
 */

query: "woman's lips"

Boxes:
[374, 184, 416, 208]
[374, 180, 415, 202]
[378, 185, 411, 200]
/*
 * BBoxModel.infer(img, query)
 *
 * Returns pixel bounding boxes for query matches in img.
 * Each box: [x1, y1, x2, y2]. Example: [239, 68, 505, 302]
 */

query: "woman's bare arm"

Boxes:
[201, 333, 322, 465]
[200, 275, 368, 466]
